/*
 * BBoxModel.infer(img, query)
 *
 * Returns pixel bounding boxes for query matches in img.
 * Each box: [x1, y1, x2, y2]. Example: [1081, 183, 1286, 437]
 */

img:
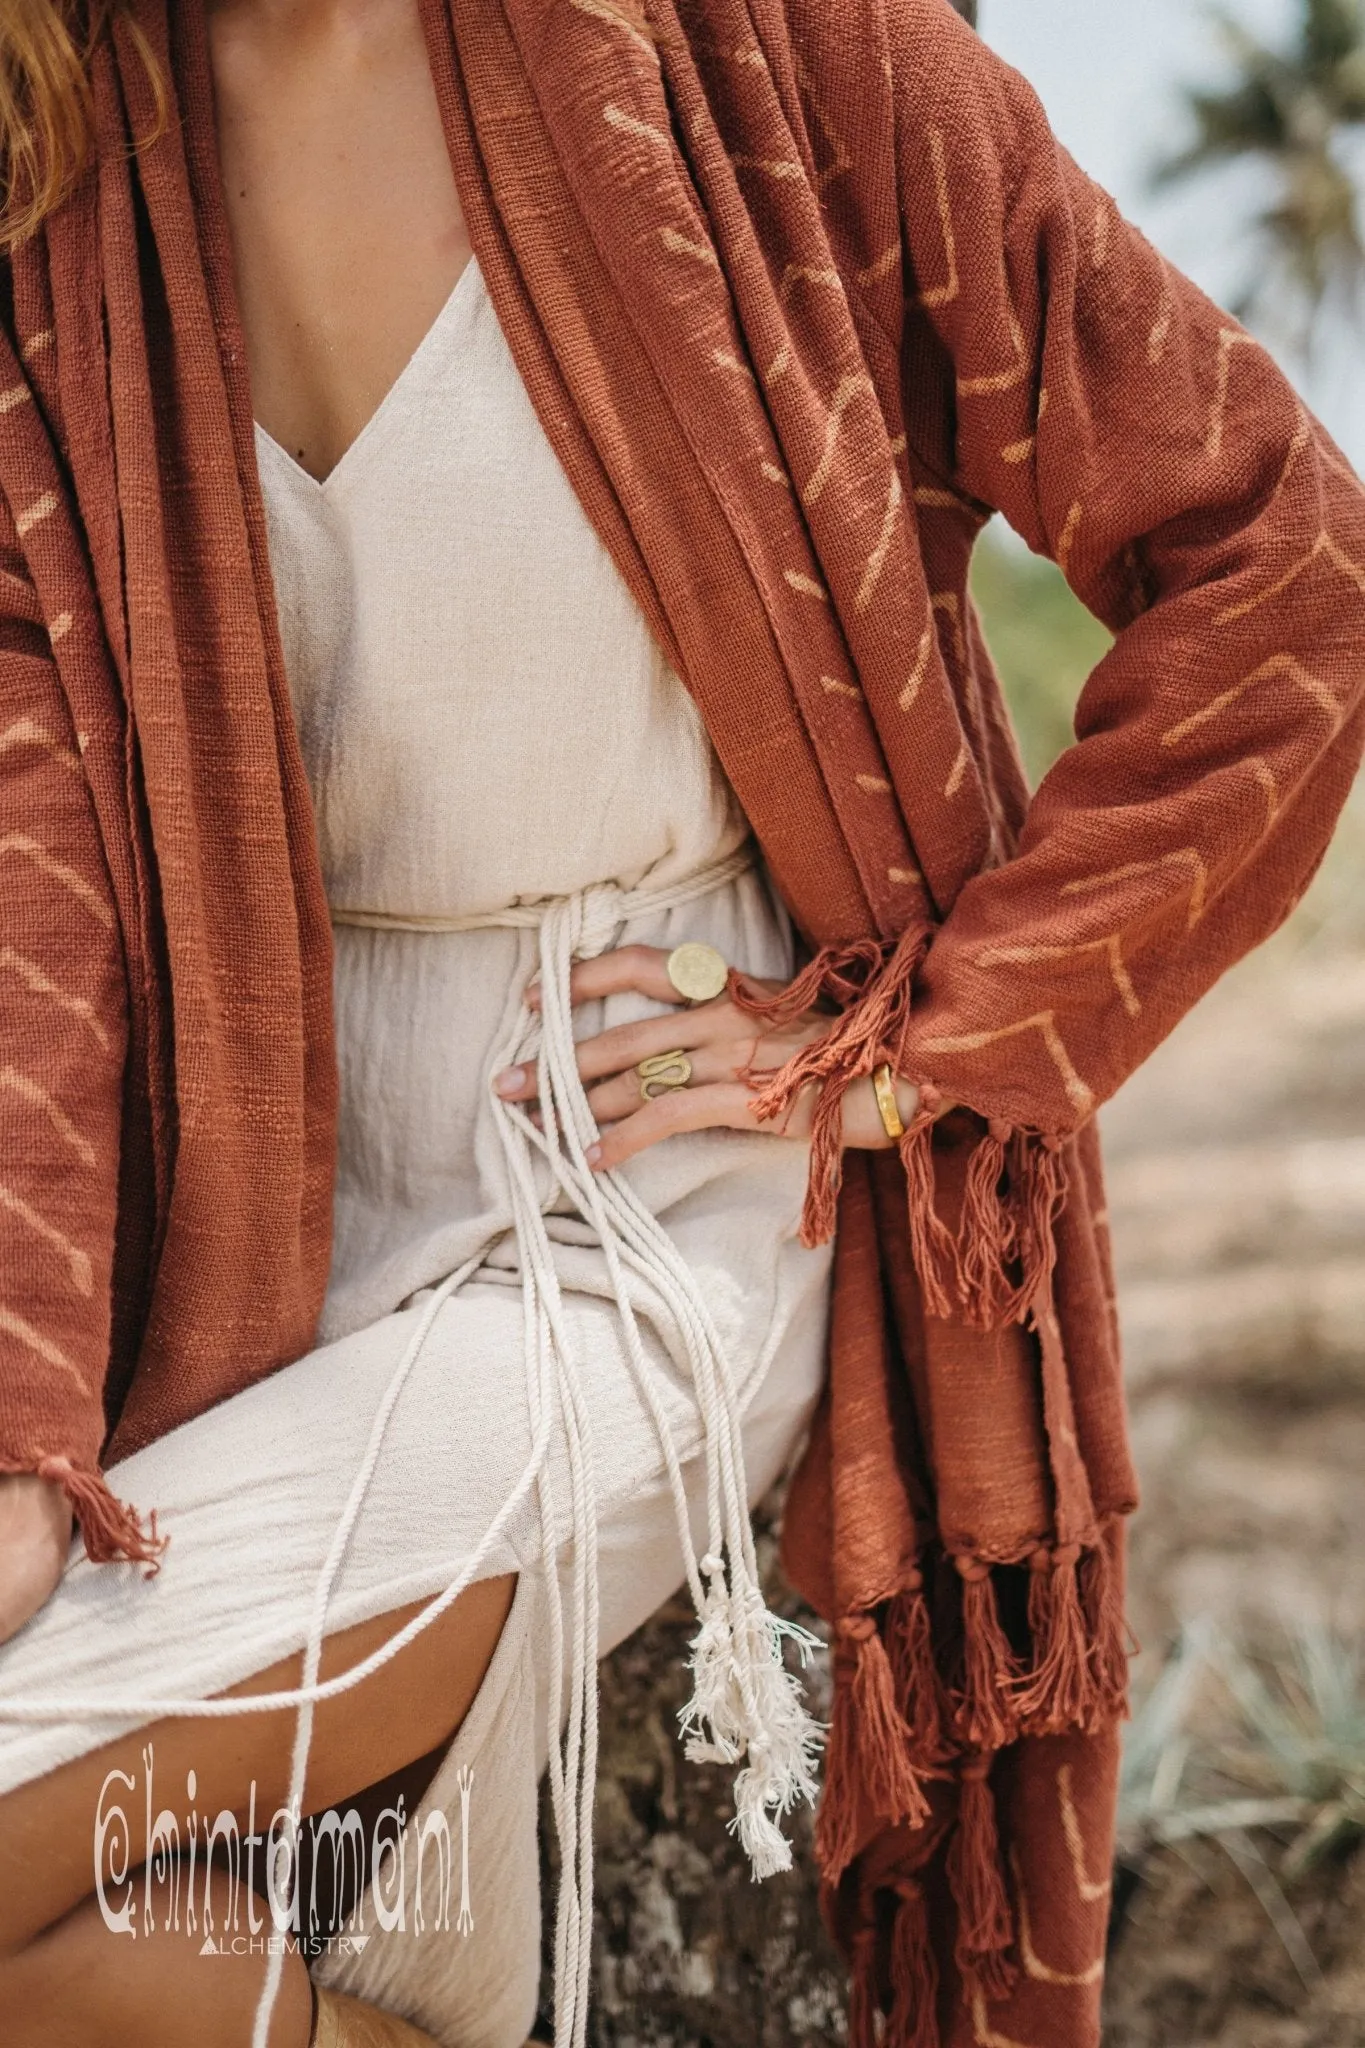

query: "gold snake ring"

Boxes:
[637, 1050, 693, 1102]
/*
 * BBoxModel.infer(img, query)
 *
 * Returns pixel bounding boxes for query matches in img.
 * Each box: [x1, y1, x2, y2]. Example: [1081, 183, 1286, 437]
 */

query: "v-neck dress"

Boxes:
[253, 254, 829, 1361]
[0, 258, 834, 2045]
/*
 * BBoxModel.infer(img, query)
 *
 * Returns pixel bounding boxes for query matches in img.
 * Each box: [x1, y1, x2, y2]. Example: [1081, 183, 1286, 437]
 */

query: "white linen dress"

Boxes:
[0, 256, 834, 2048]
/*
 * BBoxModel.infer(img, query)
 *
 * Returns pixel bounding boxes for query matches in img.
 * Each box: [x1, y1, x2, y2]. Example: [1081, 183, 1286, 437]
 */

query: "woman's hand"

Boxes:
[493, 944, 920, 1172]
[0, 1473, 72, 1646]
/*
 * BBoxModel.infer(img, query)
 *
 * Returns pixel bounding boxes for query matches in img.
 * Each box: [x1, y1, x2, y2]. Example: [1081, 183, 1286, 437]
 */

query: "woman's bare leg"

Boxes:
[0, 1571, 516, 2045]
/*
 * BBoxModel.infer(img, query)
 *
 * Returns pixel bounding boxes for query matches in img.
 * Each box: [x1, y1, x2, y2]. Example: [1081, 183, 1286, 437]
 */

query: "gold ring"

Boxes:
[637, 1050, 693, 1102]
[666, 942, 729, 1005]
[871, 1063, 906, 1141]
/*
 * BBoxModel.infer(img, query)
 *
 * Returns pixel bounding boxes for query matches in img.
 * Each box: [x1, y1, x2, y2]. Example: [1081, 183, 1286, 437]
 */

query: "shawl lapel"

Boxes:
[437, 0, 998, 938]
[18, 5, 341, 1456]
[426, 0, 874, 939]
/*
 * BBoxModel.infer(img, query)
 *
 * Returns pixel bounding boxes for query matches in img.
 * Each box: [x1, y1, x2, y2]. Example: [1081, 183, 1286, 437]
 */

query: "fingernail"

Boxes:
[494, 1067, 524, 1096]
[586, 1143, 603, 1168]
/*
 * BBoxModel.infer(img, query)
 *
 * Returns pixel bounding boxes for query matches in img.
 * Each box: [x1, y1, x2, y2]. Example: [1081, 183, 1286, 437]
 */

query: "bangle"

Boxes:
[871, 1063, 906, 1142]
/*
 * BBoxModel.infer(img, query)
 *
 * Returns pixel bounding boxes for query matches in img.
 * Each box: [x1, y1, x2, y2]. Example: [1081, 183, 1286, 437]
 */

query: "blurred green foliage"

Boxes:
[970, 518, 1364, 941]
[968, 519, 1113, 785]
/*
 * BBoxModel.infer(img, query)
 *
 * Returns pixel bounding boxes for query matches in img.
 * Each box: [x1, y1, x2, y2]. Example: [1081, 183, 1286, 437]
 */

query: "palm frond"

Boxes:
[1152, 0, 1365, 353]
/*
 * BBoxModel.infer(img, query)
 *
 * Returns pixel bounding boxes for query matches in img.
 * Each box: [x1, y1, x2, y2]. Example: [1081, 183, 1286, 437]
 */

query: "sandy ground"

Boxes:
[1102, 930, 1365, 1658]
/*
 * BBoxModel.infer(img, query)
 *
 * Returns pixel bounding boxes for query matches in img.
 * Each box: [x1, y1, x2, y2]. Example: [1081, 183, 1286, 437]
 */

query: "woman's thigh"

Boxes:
[0, 1571, 515, 1957]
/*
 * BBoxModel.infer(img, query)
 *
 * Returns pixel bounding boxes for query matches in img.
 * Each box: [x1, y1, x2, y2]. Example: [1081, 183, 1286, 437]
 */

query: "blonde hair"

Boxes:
[1, 0, 160, 249]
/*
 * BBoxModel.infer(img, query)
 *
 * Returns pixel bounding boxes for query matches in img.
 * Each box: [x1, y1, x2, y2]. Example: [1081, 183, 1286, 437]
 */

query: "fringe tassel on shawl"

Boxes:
[730, 927, 931, 1248]
[844, 1873, 942, 2048]
[823, 1539, 1129, 2035]
[885, 1576, 953, 1771]
[953, 1564, 1020, 1753]
[1016, 1133, 1066, 1312]
[745, 944, 1125, 2010]
[1081, 1530, 1135, 1715]
[946, 1755, 1017, 2004]
[732, 933, 1072, 1334]
[958, 1120, 1016, 1320]
[1015, 1545, 1097, 1735]
[889, 1878, 941, 2048]
[33, 1455, 165, 1570]
[896, 1109, 959, 1321]
[898, 1118, 1069, 1332]
[816, 1615, 932, 1882]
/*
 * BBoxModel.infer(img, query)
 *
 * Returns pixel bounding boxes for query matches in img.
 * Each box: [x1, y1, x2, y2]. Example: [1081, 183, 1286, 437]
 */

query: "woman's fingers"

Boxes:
[494, 1008, 820, 1103]
[585, 1080, 766, 1171]
[582, 1045, 740, 1127]
[498, 1064, 919, 1158]
[526, 945, 676, 1011]
[496, 945, 926, 1160]
[524, 946, 786, 1014]
[568, 1000, 733, 1083]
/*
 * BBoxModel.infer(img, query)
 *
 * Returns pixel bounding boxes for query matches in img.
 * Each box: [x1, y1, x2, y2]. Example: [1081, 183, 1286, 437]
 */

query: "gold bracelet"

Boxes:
[871, 1063, 906, 1142]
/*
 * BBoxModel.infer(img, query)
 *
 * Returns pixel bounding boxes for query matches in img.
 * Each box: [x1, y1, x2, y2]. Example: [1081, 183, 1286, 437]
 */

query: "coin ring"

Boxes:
[666, 941, 730, 1005]
[637, 1050, 693, 1102]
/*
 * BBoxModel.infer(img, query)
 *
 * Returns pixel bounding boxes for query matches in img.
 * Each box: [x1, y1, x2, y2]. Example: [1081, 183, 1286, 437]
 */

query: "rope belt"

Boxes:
[2, 839, 821, 2048]
[326, 840, 758, 935]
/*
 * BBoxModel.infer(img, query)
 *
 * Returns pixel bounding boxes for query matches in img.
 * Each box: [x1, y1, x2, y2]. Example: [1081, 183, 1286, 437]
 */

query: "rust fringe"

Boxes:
[946, 1757, 1017, 2005]
[1081, 1532, 1135, 1715]
[959, 1119, 1016, 1320]
[848, 1928, 882, 2048]
[889, 1878, 941, 2048]
[34, 1454, 165, 1570]
[731, 933, 1072, 1329]
[902, 1121, 1069, 1331]
[953, 1567, 1020, 1752]
[1016, 1133, 1066, 1308]
[886, 1579, 954, 1771]
[817, 1615, 932, 1882]
[1016, 1545, 1097, 1735]
[897, 1111, 958, 1320]
[732, 926, 931, 1246]
[729, 938, 888, 1026]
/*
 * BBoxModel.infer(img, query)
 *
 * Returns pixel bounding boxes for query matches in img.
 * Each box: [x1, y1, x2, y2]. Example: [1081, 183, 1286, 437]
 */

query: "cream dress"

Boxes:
[0, 257, 833, 2048]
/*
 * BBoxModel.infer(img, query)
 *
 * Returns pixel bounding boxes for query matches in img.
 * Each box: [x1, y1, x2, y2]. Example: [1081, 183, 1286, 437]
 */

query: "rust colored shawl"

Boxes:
[2, 0, 1364, 2039]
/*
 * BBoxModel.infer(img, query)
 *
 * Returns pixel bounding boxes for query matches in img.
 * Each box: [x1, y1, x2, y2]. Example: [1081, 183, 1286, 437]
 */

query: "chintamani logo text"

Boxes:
[93, 1745, 476, 1947]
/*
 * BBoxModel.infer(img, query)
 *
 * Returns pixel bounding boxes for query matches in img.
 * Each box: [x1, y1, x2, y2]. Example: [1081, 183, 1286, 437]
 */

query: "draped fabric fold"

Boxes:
[1, 0, 1363, 2041]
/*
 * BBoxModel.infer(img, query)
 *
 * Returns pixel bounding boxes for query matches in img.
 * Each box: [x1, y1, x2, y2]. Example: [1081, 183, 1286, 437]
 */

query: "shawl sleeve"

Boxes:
[887, 0, 1365, 1137]
[0, 488, 157, 1565]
